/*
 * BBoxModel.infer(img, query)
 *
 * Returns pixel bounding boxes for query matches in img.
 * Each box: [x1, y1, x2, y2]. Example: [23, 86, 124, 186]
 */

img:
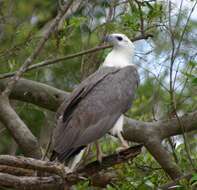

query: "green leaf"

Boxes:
[190, 173, 197, 184]
[188, 60, 196, 67]
[192, 77, 197, 85]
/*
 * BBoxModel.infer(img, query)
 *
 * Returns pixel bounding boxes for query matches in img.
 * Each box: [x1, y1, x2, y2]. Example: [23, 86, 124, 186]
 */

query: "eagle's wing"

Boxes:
[52, 66, 139, 162]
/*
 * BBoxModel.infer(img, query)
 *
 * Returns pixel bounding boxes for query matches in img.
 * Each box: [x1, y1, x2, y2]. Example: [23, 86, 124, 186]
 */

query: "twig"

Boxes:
[0, 34, 153, 80]
[1, 0, 74, 97]
[133, 0, 145, 35]
[158, 173, 193, 190]
[0, 127, 6, 135]
[42, 132, 53, 161]
[167, 0, 197, 169]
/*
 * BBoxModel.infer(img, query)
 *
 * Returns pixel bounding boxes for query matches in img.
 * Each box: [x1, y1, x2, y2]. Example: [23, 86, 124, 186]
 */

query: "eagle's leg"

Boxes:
[110, 115, 129, 152]
[82, 144, 92, 164]
[95, 141, 105, 163]
[116, 131, 129, 151]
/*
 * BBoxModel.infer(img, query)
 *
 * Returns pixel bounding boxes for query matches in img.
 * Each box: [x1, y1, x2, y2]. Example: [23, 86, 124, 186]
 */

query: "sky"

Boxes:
[169, 0, 197, 20]
[134, 0, 197, 90]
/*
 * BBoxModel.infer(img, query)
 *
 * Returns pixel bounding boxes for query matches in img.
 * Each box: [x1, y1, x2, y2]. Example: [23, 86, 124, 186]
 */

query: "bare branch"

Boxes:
[0, 146, 142, 189]
[167, 0, 197, 169]
[0, 155, 64, 177]
[145, 140, 182, 179]
[0, 173, 64, 190]
[76, 145, 142, 176]
[0, 95, 42, 158]
[155, 112, 197, 139]
[0, 34, 153, 80]
[0, 165, 33, 176]
[0, 78, 68, 111]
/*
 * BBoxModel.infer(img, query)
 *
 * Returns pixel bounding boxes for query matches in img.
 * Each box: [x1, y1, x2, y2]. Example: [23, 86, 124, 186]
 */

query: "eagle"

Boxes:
[50, 33, 139, 170]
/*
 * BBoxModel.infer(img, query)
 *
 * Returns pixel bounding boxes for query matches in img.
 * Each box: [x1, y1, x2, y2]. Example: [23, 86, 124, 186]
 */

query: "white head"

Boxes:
[102, 33, 134, 68]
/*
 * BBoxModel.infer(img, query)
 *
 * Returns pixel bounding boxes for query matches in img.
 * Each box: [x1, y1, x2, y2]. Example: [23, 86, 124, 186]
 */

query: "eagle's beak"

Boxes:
[103, 35, 114, 43]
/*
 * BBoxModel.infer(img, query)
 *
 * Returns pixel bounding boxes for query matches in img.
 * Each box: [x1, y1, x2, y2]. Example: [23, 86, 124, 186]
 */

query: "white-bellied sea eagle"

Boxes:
[50, 33, 139, 171]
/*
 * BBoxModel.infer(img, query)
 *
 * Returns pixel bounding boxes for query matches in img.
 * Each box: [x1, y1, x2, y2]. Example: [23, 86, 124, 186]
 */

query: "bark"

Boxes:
[0, 78, 67, 112]
[145, 140, 182, 179]
[0, 155, 64, 176]
[0, 95, 41, 158]
[0, 146, 142, 189]
[0, 173, 64, 190]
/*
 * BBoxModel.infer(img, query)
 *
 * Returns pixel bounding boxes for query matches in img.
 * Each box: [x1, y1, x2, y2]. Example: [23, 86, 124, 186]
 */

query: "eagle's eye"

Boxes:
[116, 36, 123, 41]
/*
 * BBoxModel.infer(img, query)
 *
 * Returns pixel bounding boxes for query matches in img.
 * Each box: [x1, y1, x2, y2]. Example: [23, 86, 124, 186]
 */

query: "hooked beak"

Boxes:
[103, 35, 114, 43]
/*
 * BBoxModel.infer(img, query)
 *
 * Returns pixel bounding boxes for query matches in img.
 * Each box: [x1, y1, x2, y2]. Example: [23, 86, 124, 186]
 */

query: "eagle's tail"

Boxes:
[50, 151, 59, 161]
[50, 146, 86, 163]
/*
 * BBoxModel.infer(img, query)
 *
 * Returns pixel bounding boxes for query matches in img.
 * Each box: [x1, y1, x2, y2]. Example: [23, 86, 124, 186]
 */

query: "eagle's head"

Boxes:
[102, 33, 134, 68]
[104, 33, 134, 51]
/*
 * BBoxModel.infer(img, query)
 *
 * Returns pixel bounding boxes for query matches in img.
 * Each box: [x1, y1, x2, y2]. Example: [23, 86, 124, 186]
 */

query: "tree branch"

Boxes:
[0, 146, 142, 189]
[0, 34, 153, 80]
[0, 155, 64, 176]
[0, 173, 64, 190]
[1, 0, 74, 96]
[145, 140, 182, 179]
[124, 112, 197, 142]
[0, 78, 196, 180]
[156, 112, 197, 139]
[76, 144, 142, 176]
[159, 173, 194, 190]
[0, 95, 42, 158]
[0, 78, 67, 111]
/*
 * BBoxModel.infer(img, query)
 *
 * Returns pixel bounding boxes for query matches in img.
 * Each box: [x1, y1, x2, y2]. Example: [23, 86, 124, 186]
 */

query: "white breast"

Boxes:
[102, 49, 133, 68]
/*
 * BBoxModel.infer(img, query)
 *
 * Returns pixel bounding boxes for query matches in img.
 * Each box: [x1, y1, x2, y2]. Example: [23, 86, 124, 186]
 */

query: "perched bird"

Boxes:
[50, 33, 139, 170]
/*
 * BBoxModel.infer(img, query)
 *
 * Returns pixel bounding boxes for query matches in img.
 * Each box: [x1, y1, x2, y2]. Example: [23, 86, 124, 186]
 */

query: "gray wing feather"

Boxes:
[53, 66, 139, 157]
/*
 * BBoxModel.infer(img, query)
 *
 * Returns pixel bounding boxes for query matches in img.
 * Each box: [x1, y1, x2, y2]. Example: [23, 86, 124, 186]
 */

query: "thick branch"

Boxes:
[0, 173, 63, 190]
[0, 155, 64, 176]
[145, 140, 182, 179]
[0, 165, 33, 176]
[155, 112, 197, 139]
[124, 115, 196, 179]
[0, 95, 41, 158]
[0, 78, 196, 180]
[124, 112, 197, 141]
[76, 145, 142, 176]
[0, 146, 142, 189]
[0, 78, 67, 111]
